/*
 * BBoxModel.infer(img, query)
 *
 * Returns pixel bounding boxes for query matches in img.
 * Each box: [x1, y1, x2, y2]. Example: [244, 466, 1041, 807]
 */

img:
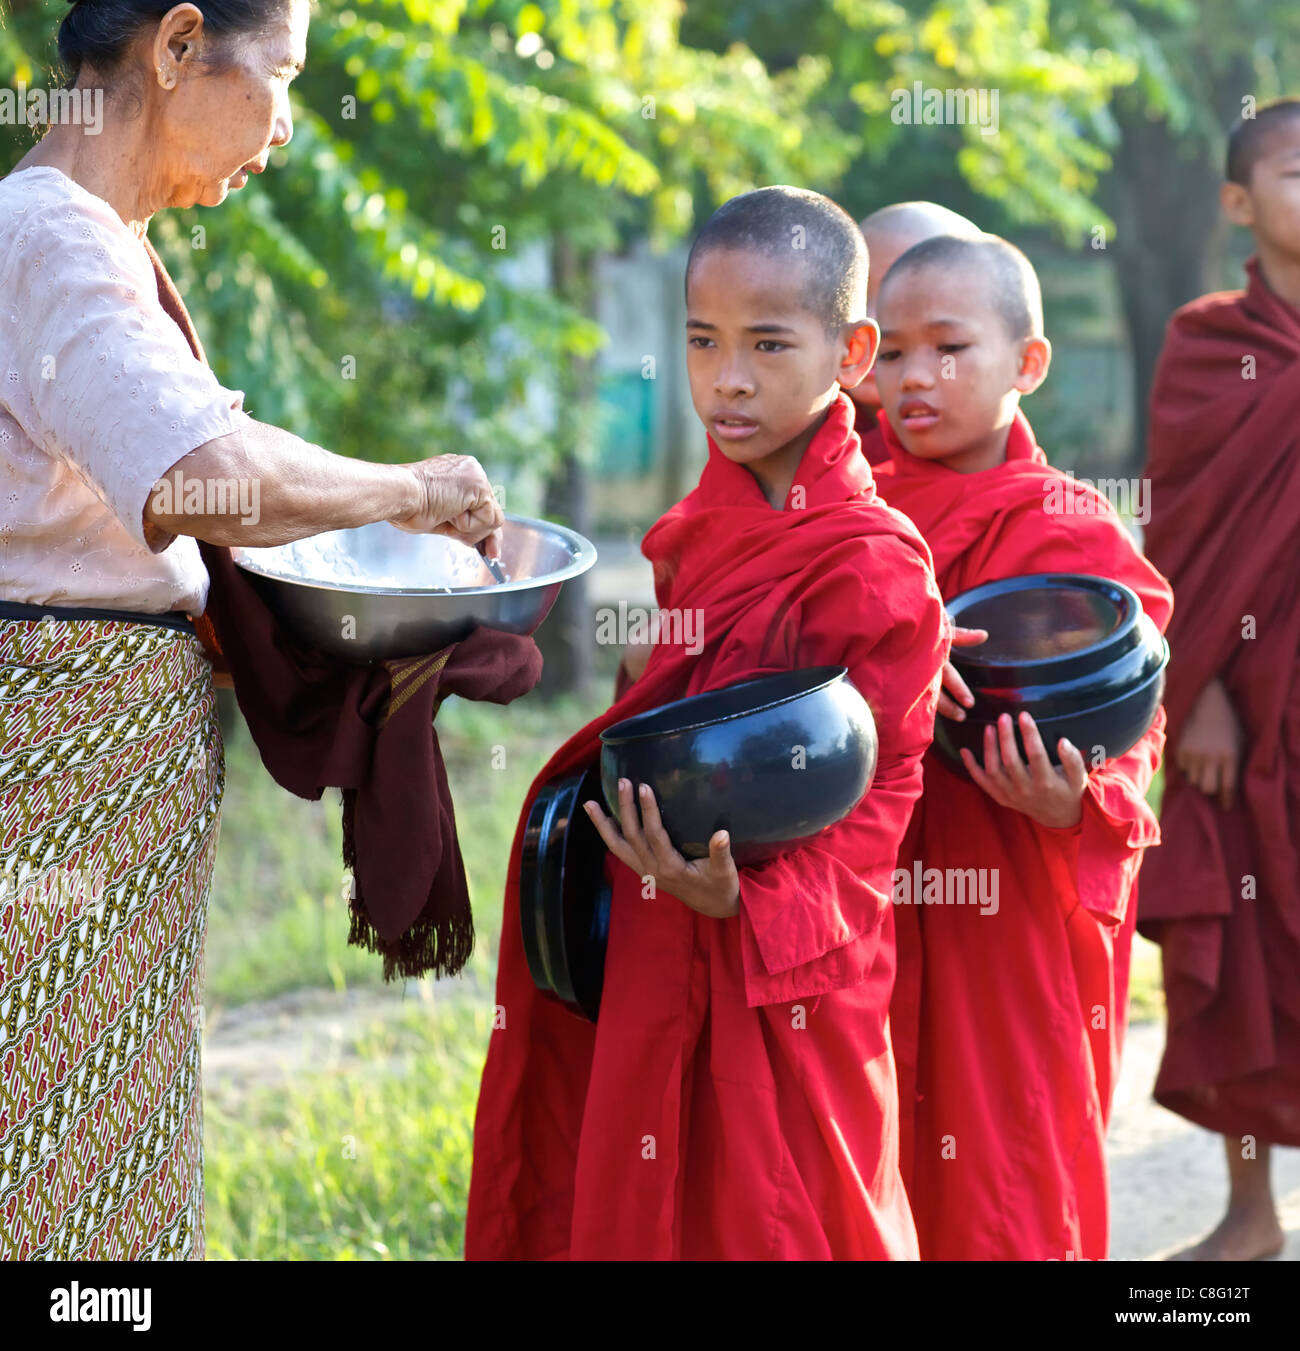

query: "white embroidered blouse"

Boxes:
[0, 165, 247, 614]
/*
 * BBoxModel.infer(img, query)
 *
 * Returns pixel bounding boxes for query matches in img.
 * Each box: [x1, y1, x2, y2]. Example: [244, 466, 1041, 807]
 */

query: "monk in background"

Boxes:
[848, 202, 982, 464]
[1140, 97, 1300, 1262]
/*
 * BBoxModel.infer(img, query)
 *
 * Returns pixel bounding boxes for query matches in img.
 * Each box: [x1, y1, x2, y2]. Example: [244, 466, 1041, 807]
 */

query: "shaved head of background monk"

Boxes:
[852, 201, 983, 414]
[873, 233, 1051, 474]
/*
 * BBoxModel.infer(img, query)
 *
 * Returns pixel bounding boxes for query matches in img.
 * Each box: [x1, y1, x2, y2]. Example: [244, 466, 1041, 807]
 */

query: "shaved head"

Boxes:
[686, 186, 868, 334]
[861, 200, 983, 241]
[1227, 98, 1300, 186]
[879, 233, 1043, 341]
[860, 201, 982, 313]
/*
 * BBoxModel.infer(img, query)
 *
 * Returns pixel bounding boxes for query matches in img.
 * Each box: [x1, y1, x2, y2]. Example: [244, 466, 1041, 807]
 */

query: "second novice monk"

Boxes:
[873, 233, 1174, 1261]
[848, 201, 982, 465]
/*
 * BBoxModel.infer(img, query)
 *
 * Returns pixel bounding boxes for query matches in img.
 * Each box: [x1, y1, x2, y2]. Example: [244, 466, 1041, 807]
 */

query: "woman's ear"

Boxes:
[153, 4, 208, 87]
[839, 318, 881, 389]
[1015, 336, 1052, 395]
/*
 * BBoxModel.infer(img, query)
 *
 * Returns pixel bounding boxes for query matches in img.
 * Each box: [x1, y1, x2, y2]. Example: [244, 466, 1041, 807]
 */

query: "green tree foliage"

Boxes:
[684, 0, 1300, 467]
[1062, 0, 1300, 463]
[0, 0, 852, 480]
[683, 0, 1136, 235]
[9, 0, 1295, 481]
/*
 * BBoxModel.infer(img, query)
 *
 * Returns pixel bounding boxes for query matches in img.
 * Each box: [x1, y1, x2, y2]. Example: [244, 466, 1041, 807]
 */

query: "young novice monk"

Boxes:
[466, 187, 949, 1260]
[1139, 98, 1300, 1262]
[848, 202, 983, 465]
[613, 199, 978, 695]
[872, 234, 1175, 1261]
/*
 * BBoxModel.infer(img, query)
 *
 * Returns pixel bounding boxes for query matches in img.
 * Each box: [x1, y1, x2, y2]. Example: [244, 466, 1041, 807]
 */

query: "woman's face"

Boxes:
[147, 0, 309, 208]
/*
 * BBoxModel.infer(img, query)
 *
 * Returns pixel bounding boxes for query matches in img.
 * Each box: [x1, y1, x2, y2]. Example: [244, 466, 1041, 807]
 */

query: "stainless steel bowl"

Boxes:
[231, 513, 597, 662]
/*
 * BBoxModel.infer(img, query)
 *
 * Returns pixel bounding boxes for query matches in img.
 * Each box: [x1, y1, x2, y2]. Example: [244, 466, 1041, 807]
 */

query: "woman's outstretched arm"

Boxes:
[143, 413, 503, 551]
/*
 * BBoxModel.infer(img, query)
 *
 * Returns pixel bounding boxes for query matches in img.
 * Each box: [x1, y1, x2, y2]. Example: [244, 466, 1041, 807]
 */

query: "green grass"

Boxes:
[204, 998, 489, 1260]
[206, 691, 593, 1008]
[1147, 762, 1165, 817]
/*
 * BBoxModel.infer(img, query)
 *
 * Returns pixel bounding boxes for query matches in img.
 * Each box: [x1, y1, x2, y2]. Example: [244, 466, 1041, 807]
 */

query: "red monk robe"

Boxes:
[876, 410, 1174, 1261]
[466, 394, 947, 1260]
[1139, 260, 1300, 1145]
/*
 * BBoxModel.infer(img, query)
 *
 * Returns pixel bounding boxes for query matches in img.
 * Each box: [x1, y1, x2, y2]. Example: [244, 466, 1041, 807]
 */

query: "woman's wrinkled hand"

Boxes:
[960, 709, 1089, 829]
[584, 779, 740, 918]
[937, 623, 989, 721]
[388, 454, 504, 556]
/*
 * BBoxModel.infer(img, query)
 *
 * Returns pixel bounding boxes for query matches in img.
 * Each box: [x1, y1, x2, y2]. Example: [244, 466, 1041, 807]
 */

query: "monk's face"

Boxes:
[1223, 120, 1300, 261]
[138, 0, 309, 209]
[874, 263, 1048, 473]
[685, 248, 876, 474]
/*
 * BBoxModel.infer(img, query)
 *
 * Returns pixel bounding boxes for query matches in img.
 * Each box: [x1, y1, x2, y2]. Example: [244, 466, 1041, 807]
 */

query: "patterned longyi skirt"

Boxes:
[0, 616, 223, 1259]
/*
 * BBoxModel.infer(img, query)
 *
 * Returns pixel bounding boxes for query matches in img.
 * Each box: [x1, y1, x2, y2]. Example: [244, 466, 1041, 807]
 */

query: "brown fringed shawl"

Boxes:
[143, 236, 544, 979]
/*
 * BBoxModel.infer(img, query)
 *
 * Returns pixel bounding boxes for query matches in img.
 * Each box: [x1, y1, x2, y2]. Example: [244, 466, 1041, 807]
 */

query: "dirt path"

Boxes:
[203, 991, 1299, 1259]
[1109, 1021, 1300, 1260]
[202, 985, 428, 1111]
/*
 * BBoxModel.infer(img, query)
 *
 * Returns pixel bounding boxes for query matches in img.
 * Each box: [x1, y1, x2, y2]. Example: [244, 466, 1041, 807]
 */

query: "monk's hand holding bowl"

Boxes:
[936, 622, 989, 721]
[388, 453, 505, 558]
[960, 710, 1088, 829]
[583, 780, 741, 918]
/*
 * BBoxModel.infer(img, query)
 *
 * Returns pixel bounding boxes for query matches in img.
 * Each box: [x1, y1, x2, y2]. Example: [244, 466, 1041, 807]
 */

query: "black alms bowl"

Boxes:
[934, 573, 1168, 770]
[599, 666, 878, 866]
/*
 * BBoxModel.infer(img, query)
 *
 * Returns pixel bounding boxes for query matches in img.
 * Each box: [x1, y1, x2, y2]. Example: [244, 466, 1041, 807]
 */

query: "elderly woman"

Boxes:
[0, 0, 502, 1259]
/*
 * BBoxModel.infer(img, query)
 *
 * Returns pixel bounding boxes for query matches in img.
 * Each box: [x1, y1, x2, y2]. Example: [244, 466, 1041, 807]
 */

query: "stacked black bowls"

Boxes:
[519, 765, 612, 1023]
[934, 573, 1168, 771]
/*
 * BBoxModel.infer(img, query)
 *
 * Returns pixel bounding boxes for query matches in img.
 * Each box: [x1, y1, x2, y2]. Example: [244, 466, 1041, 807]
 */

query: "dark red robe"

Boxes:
[852, 395, 890, 466]
[876, 410, 1174, 1259]
[465, 394, 947, 1259]
[1138, 258, 1300, 1146]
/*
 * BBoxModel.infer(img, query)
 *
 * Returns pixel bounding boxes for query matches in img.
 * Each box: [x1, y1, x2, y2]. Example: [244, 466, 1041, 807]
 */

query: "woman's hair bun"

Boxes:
[58, 0, 283, 80]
